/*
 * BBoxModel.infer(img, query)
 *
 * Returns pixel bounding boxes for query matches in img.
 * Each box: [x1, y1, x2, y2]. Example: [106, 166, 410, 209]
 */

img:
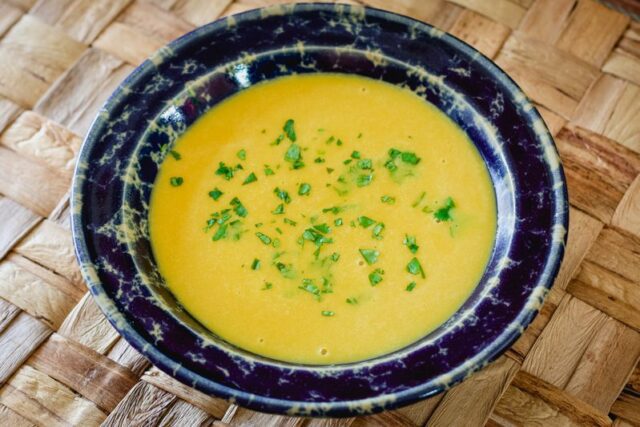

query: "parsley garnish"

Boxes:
[285, 144, 304, 169]
[251, 259, 261, 270]
[314, 157, 325, 163]
[358, 216, 376, 228]
[230, 197, 248, 217]
[299, 279, 320, 299]
[322, 206, 343, 214]
[406, 281, 417, 292]
[359, 249, 379, 265]
[283, 119, 296, 142]
[262, 282, 273, 290]
[401, 152, 420, 164]
[298, 183, 311, 196]
[284, 217, 297, 226]
[271, 134, 284, 146]
[369, 268, 384, 286]
[334, 218, 343, 226]
[169, 150, 181, 160]
[212, 223, 227, 241]
[264, 165, 275, 176]
[272, 204, 285, 215]
[242, 172, 257, 185]
[274, 187, 291, 204]
[321, 310, 335, 317]
[407, 257, 425, 278]
[313, 223, 330, 234]
[434, 197, 455, 222]
[237, 149, 246, 160]
[256, 232, 272, 245]
[356, 174, 373, 187]
[403, 235, 419, 253]
[372, 223, 385, 239]
[215, 162, 241, 180]
[351, 151, 361, 159]
[381, 195, 395, 204]
[412, 191, 426, 208]
[209, 188, 223, 200]
[330, 252, 340, 262]
[170, 177, 183, 187]
[346, 297, 358, 304]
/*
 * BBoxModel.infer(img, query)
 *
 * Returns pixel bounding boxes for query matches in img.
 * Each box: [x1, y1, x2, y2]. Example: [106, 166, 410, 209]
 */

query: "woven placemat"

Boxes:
[0, 0, 638, 425]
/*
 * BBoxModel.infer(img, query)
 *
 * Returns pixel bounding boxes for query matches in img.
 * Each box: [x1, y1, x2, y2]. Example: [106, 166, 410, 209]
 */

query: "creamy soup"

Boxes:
[149, 73, 496, 364]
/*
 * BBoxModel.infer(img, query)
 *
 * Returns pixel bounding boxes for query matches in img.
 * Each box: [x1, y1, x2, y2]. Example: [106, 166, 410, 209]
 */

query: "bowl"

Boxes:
[71, 3, 568, 417]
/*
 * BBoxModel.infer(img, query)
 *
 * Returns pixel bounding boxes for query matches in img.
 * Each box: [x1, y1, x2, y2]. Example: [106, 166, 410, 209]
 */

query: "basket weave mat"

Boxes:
[0, 0, 638, 425]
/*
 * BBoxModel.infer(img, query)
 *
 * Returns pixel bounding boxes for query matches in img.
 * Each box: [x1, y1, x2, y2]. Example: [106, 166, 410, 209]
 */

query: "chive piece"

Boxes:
[230, 197, 248, 217]
[284, 217, 297, 226]
[412, 191, 426, 208]
[209, 188, 223, 200]
[403, 235, 419, 253]
[212, 223, 228, 241]
[322, 206, 342, 214]
[283, 119, 296, 142]
[299, 279, 320, 298]
[358, 216, 376, 228]
[380, 195, 395, 205]
[262, 282, 273, 290]
[242, 172, 257, 185]
[251, 259, 261, 270]
[274, 187, 291, 204]
[401, 151, 421, 165]
[271, 134, 285, 146]
[298, 183, 311, 196]
[314, 157, 325, 163]
[343, 159, 353, 165]
[356, 174, 373, 187]
[389, 148, 402, 159]
[330, 252, 340, 262]
[407, 257, 425, 278]
[358, 159, 373, 170]
[321, 310, 335, 317]
[264, 165, 275, 176]
[346, 297, 358, 304]
[170, 177, 183, 187]
[351, 151, 361, 159]
[276, 262, 293, 278]
[256, 232, 271, 245]
[272, 238, 280, 248]
[275, 227, 283, 235]
[169, 150, 181, 160]
[272, 203, 285, 215]
[313, 223, 330, 234]
[215, 162, 235, 180]
[372, 223, 385, 239]
[434, 197, 456, 222]
[368, 268, 384, 286]
[334, 218, 343, 226]
[384, 159, 397, 172]
[237, 149, 246, 160]
[406, 281, 417, 292]
[359, 249, 379, 265]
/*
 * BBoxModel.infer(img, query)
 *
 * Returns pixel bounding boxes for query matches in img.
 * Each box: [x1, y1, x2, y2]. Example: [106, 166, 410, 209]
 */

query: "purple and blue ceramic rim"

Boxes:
[71, 3, 568, 417]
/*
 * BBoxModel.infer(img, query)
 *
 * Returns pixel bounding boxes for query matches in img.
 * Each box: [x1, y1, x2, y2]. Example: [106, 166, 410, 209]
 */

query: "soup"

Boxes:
[149, 73, 496, 364]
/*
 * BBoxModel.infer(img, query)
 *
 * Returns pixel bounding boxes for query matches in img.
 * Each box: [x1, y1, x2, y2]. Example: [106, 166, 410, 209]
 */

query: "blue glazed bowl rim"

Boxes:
[71, 2, 568, 417]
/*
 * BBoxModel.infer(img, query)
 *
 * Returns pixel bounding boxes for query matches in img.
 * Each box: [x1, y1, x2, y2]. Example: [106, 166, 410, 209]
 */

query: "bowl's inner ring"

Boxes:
[75, 4, 566, 415]
[123, 46, 516, 366]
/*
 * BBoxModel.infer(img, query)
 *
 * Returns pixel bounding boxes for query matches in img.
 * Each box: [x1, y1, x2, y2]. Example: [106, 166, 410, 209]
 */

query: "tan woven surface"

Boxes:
[0, 0, 638, 425]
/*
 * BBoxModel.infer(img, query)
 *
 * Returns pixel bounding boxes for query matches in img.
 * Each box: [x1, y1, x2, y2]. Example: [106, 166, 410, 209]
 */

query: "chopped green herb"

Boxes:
[346, 297, 358, 304]
[334, 218, 343, 226]
[255, 222, 263, 228]
[336, 139, 343, 146]
[242, 172, 257, 185]
[412, 191, 426, 208]
[264, 165, 275, 176]
[369, 268, 384, 286]
[381, 195, 395, 205]
[230, 197, 248, 217]
[283, 119, 296, 142]
[403, 235, 419, 254]
[358, 216, 376, 228]
[237, 149, 246, 160]
[283, 217, 297, 226]
[272, 204, 285, 215]
[299, 279, 320, 299]
[251, 259, 261, 270]
[262, 282, 273, 290]
[351, 151, 361, 159]
[330, 252, 340, 262]
[359, 249, 380, 265]
[384, 159, 397, 172]
[212, 223, 228, 241]
[401, 152, 421, 164]
[170, 177, 183, 187]
[314, 157, 325, 163]
[434, 197, 455, 222]
[255, 232, 272, 245]
[169, 150, 181, 160]
[322, 206, 342, 214]
[313, 223, 330, 234]
[208, 188, 223, 201]
[356, 174, 373, 187]
[325, 136, 335, 144]
[372, 223, 385, 239]
[275, 227, 283, 235]
[343, 159, 353, 165]
[215, 162, 236, 180]
[275, 262, 293, 278]
[321, 310, 335, 317]
[274, 187, 291, 204]
[298, 183, 311, 196]
[407, 257, 425, 278]
[271, 134, 285, 146]
[389, 148, 402, 159]
[272, 238, 280, 248]
[358, 159, 373, 170]
[357, 132, 363, 139]
[406, 281, 417, 292]
[302, 228, 333, 248]
[326, 167, 334, 174]
[285, 143, 304, 169]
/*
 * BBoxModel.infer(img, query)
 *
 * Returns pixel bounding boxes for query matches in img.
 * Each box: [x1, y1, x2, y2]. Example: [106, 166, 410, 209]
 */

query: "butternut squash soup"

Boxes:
[149, 74, 496, 364]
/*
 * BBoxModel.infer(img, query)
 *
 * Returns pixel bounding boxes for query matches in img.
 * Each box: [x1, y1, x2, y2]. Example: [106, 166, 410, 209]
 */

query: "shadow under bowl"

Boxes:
[71, 3, 568, 417]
